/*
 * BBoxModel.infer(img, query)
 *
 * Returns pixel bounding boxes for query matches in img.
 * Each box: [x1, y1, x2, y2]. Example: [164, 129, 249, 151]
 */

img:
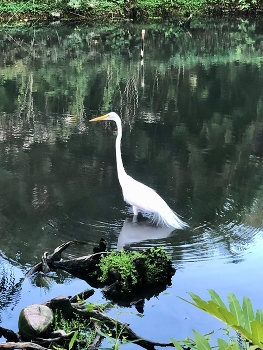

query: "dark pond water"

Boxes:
[1, 18, 263, 346]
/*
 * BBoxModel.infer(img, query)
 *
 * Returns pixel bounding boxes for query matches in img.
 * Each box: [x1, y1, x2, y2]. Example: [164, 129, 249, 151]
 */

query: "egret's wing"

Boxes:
[122, 175, 167, 213]
[121, 175, 188, 229]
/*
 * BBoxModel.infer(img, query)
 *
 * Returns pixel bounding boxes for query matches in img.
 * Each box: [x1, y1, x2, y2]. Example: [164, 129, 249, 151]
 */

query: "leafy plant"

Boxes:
[176, 289, 263, 349]
[92, 308, 140, 350]
[98, 249, 141, 291]
[98, 247, 173, 292]
[141, 247, 172, 284]
[171, 332, 243, 350]
[53, 310, 96, 350]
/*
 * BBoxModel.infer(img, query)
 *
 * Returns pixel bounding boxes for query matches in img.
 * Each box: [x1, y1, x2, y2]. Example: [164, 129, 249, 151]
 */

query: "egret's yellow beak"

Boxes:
[89, 114, 108, 122]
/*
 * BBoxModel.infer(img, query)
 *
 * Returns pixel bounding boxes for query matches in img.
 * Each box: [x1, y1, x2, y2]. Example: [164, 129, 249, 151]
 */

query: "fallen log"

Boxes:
[0, 290, 175, 350]
[11, 240, 177, 349]
[44, 294, 174, 349]
[26, 241, 175, 302]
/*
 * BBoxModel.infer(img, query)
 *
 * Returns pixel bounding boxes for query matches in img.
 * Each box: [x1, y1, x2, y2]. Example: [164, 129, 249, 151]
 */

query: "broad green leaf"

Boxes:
[231, 324, 252, 342]
[228, 293, 244, 327]
[177, 296, 204, 309]
[226, 341, 242, 350]
[193, 330, 211, 350]
[170, 338, 185, 350]
[217, 338, 228, 350]
[69, 330, 78, 350]
[187, 292, 210, 312]
[188, 292, 207, 303]
[251, 320, 263, 347]
[208, 289, 227, 309]
[188, 292, 208, 304]
[207, 300, 227, 322]
[242, 296, 254, 332]
[185, 293, 237, 326]
[217, 306, 238, 326]
[255, 309, 263, 324]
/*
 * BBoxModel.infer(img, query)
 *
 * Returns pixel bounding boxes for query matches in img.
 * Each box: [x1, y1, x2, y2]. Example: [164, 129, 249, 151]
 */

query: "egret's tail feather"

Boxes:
[152, 207, 188, 229]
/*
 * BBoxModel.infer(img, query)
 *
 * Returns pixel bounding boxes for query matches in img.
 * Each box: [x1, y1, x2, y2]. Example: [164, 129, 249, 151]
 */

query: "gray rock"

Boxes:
[18, 304, 53, 340]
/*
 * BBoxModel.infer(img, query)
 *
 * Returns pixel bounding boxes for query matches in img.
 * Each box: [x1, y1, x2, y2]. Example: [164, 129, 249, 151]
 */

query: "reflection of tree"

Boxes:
[18, 73, 35, 120]
[0, 262, 23, 322]
[0, 21, 262, 266]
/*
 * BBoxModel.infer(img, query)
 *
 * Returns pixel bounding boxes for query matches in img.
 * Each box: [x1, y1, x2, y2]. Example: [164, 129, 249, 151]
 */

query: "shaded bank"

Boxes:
[0, 0, 263, 24]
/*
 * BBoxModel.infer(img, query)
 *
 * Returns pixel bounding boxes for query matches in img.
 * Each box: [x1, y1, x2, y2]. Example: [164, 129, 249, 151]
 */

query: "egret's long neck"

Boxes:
[115, 118, 127, 184]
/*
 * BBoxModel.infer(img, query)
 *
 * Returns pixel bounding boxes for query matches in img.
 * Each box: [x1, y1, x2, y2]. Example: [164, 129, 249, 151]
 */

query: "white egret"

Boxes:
[90, 112, 188, 229]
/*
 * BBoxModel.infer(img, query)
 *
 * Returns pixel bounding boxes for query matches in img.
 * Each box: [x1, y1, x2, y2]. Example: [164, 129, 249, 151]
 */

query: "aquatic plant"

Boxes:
[172, 289, 263, 349]
[53, 310, 96, 350]
[98, 247, 174, 292]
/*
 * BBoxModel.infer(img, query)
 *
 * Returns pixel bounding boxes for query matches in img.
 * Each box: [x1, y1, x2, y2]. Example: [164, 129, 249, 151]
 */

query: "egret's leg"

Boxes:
[132, 206, 139, 223]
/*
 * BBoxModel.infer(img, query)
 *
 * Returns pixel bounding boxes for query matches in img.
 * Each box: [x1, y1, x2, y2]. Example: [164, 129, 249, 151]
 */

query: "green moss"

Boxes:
[141, 247, 172, 284]
[98, 247, 172, 292]
[98, 250, 141, 291]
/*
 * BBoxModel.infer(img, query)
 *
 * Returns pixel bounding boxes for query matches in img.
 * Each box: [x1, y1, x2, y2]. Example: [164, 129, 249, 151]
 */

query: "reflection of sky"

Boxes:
[96, 232, 263, 347]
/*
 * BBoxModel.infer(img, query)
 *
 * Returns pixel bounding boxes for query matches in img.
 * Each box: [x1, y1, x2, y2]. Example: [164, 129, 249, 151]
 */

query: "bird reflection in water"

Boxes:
[117, 216, 174, 249]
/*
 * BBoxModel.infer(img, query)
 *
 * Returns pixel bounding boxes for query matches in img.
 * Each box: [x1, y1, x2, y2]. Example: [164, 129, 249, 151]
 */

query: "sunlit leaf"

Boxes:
[207, 300, 227, 321]
[188, 292, 210, 312]
[226, 341, 242, 350]
[231, 325, 252, 342]
[242, 296, 254, 332]
[178, 295, 207, 311]
[251, 320, 263, 347]
[170, 338, 185, 350]
[69, 330, 78, 350]
[255, 309, 263, 324]
[217, 306, 237, 326]
[208, 289, 227, 309]
[227, 293, 244, 327]
[193, 330, 211, 350]
[217, 338, 228, 350]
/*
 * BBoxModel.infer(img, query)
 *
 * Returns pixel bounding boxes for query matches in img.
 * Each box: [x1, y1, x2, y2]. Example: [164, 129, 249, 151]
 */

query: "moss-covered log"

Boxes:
[26, 241, 175, 302]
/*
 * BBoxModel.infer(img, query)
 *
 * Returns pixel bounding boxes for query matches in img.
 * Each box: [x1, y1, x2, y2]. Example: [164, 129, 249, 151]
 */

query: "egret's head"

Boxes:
[90, 112, 119, 122]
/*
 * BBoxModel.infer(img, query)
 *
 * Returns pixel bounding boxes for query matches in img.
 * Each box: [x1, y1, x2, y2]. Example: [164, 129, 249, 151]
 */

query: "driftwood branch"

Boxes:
[44, 295, 173, 349]
[1, 285, 173, 350]
[0, 327, 20, 342]
[89, 321, 104, 350]
[69, 288, 95, 303]
[0, 342, 47, 350]
[25, 241, 77, 276]
[36, 330, 76, 344]
[25, 240, 107, 278]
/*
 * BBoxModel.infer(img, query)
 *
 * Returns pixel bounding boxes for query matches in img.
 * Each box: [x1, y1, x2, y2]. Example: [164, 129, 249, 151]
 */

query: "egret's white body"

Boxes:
[90, 112, 188, 229]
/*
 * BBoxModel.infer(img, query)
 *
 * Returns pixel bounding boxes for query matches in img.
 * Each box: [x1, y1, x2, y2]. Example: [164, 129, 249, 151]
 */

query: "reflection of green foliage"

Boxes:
[0, 22, 263, 253]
